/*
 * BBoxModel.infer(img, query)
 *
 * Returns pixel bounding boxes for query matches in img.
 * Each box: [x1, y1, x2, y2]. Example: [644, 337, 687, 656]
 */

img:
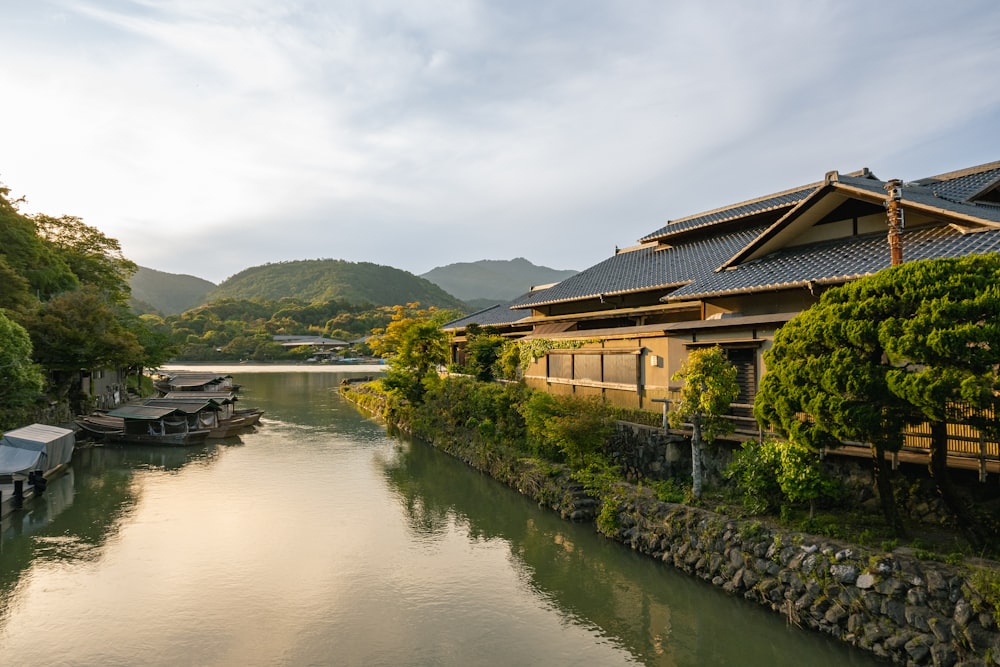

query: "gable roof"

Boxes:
[442, 301, 532, 330]
[912, 160, 1000, 203]
[508, 160, 1000, 313]
[666, 223, 1000, 301]
[510, 226, 764, 309]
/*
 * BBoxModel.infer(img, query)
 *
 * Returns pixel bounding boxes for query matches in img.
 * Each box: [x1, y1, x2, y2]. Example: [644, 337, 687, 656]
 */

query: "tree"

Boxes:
[24, 286, 143, 372]
[0, 309, 45, 430]
[369, 303, 460, 403]
[463, 324, 506, 382]
[756, 255, 1000, 545]
[669, 346, 739, 499]
[520, 391, 613, 468]
[32, 214, 136, 304]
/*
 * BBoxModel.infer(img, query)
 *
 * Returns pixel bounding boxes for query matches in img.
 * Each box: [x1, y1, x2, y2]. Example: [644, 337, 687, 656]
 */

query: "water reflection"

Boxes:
[0, 442, 224, 630]
[380, 432, 877, 667]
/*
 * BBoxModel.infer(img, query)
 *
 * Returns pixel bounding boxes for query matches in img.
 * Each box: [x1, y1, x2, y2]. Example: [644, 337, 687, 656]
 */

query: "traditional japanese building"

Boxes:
[445, 160, 1000, 418]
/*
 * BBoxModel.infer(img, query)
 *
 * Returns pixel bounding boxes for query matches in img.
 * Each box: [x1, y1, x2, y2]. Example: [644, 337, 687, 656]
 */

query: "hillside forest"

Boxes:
[0, 184, 470, 427]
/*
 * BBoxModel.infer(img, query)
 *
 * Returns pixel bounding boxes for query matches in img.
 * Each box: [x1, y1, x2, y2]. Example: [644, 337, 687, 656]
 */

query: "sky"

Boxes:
[2, 1, 999, 285]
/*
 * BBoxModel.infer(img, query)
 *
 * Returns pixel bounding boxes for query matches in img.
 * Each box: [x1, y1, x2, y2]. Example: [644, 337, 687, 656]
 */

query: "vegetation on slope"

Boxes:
[207, 259, 467, 310]
[130, 266, 215, 315]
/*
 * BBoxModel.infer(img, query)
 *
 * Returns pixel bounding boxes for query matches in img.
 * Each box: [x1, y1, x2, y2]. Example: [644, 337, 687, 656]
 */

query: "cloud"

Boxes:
[1, 1, 999, 283]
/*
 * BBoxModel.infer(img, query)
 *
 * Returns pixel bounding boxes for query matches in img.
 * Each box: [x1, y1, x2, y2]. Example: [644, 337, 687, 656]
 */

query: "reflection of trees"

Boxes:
[380, 435, 875, 667]
[0, 443, 219, 631]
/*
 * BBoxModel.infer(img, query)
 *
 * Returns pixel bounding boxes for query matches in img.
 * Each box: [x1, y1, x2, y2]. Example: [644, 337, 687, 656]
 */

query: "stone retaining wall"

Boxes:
[608, 490, 1000, 666]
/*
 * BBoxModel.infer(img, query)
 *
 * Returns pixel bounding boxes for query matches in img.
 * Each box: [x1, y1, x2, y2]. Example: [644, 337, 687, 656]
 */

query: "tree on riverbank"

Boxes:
[0, 310, 45, 430]
[756, 255, 1000, 548]
[369, 303, 462, 403]
[669, 346, 738, 500]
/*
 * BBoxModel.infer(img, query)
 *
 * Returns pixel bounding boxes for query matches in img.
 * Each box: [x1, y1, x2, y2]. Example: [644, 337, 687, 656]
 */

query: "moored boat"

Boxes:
[75, 405, 211, 446]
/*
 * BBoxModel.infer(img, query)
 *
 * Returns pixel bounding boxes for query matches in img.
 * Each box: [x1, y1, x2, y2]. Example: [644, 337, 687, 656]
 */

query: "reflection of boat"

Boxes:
[75, 406, 210, 446]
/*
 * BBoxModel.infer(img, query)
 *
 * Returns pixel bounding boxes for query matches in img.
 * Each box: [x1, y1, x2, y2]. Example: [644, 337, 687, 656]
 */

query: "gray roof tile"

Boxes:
[510, 226, 765, 308]
[639, 187, 815, 242]
[443, 299, 532, 329]
[667, 225, 1000, 301]
[912, 161, 1000, 203]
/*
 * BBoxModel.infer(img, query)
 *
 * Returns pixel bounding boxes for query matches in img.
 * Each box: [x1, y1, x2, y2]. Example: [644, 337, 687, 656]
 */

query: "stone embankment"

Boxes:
[342, 386, 1000, 666]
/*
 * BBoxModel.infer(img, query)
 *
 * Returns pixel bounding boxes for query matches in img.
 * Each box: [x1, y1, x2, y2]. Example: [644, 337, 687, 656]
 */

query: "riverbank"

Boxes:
[341, 381, 1000, 666]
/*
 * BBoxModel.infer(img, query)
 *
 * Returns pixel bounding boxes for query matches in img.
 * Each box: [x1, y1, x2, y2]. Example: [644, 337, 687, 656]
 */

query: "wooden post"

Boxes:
[13, 479, 24, 509]
[885, 179, 904, 267]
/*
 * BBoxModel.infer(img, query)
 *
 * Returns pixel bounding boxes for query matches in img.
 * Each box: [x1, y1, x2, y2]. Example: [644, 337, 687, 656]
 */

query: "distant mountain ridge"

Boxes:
[206, 259, 466, 310]
[130, 266, 216, 315]
[132, 257, 576, 315]
[419, 257, 577, 304]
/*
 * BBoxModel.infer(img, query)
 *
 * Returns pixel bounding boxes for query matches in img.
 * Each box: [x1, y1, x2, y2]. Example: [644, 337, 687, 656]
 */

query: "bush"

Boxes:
[520, 392, 614, 469]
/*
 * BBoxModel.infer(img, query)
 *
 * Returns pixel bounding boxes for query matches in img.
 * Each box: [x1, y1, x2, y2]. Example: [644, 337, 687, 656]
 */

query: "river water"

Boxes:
[0, 366, 882, 666]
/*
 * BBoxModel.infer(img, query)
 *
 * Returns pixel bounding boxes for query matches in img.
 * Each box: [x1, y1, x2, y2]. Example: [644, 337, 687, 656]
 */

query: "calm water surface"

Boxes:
[0, 366, 882, 666]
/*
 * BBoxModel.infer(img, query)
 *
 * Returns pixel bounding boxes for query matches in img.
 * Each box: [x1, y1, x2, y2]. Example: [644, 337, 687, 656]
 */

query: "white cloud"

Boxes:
[1, 0, 999, 283]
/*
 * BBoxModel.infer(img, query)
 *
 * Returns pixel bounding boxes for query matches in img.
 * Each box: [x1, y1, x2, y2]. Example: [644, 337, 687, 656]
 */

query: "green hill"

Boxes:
[420, 257, 577, 303]
[207, 259, 467, 310]
[130, 266, 216, 315]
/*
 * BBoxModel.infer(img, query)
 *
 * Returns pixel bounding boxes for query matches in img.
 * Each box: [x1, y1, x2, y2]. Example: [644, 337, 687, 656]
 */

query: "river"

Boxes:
[0, 366, 882, 666]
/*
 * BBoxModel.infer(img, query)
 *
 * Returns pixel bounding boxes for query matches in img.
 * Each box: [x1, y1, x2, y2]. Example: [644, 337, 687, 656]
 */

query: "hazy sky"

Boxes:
[2, 1, 999, 284]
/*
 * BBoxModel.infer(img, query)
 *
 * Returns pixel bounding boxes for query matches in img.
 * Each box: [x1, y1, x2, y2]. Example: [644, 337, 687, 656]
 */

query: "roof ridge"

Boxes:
[914, 160, 1000, 184]
[657, 168, 873, 229]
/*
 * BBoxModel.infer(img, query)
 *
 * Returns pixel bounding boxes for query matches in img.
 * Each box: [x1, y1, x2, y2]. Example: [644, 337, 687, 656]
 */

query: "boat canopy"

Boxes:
[0, 424, 76, 476]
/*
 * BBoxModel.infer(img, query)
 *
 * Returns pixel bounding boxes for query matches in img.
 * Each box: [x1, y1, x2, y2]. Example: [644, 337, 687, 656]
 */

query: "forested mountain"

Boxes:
[206, 259, 467, 310]
[130, 266, 215, 315]
[419, 257, 577, 303]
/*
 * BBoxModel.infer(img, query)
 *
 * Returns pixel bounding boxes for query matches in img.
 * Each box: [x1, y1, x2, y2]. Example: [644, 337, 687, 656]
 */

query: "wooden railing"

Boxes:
[650, 397, 1000, 479]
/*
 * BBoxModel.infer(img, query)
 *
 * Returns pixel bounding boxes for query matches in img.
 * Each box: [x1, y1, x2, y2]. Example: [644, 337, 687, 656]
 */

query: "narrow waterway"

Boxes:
[0, 367, 883, 666]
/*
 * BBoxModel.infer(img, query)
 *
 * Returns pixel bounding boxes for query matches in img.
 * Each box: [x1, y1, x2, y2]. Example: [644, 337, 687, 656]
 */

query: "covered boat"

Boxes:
[76, 405, 210, 446]
[0, 424, 75, 477]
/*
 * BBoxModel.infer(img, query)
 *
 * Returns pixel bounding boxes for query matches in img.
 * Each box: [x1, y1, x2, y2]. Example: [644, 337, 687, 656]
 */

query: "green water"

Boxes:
[0, 368, 882, 666]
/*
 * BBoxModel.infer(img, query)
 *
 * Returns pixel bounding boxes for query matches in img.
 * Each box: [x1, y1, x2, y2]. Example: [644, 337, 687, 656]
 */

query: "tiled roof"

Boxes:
[912, 161, 1000, 203]
[443, 300, 531, 329]
[835, 175, 1000, 223]
[667, 225, 1000, 301]
[510, 226, 766, 308]
[639, 187, 816, 243]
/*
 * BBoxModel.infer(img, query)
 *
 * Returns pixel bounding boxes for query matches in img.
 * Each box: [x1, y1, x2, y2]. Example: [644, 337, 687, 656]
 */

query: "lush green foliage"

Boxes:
[129, 266, 215, 315]
[0, 310, 46, 429]
[725, 439, 784, 514]
[455, 325, 506, 381]
[154, 297, 399, 361]
[0, 184, 172, 415]
[23, 286, 143, 371]
[668, 346, 739, 442]
[756, 254, 1000, 448]
[207, 259, 467, 310]
[32, 214, 136, 305]
[369, 304, 461, 403]
[669, 346, 738, 499]
[520, 391, 614, 468]
[756, 255, 1000, 542]
[413, 376, 530, 447]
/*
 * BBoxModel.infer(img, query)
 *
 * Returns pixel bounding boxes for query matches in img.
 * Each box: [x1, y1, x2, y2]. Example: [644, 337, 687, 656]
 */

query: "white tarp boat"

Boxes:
[0, 423, 76, 477]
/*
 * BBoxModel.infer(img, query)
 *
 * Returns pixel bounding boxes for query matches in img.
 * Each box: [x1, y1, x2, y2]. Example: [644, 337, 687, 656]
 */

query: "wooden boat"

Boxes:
[75, 405, 211, 446]
[151, 394, 256, 438]
[151, 372, 241, 396]
[233, 407, 264, 426]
